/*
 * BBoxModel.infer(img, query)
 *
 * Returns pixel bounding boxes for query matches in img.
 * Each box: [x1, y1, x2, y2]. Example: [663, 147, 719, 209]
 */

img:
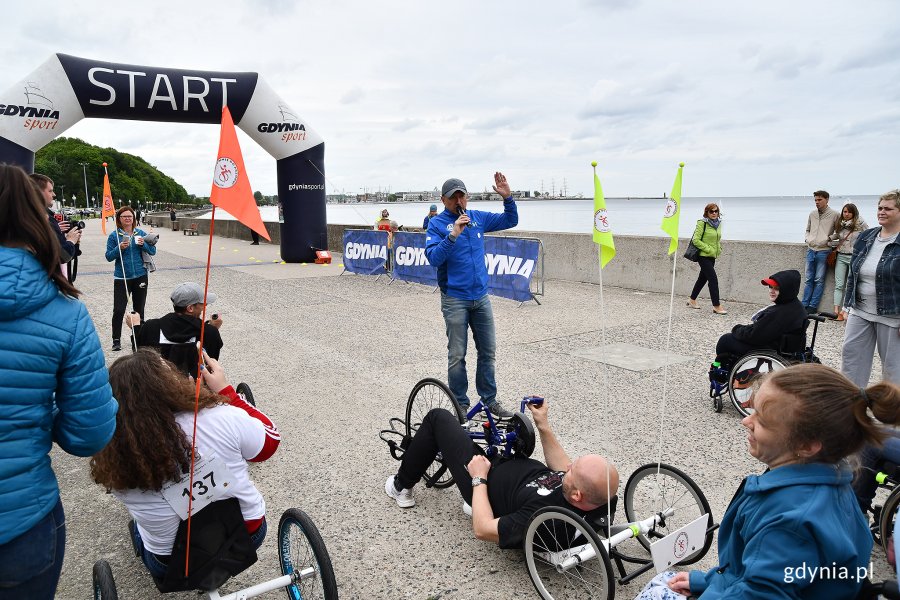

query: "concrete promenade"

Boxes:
[53, 220, 885, 599]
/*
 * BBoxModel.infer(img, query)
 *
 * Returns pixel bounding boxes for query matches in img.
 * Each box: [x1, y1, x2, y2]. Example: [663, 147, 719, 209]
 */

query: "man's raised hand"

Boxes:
[492, 171, 511, 199]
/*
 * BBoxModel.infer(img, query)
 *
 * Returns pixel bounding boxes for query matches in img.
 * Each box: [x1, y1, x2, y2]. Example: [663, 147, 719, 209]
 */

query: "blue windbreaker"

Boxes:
[424, 199, 518, 300]
[105, 227, 155, 279]
[0, 247, 117, 545]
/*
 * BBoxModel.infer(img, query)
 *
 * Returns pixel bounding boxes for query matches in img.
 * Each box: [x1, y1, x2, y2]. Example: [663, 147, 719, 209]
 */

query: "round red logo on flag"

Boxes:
[213, 158, 239, 189]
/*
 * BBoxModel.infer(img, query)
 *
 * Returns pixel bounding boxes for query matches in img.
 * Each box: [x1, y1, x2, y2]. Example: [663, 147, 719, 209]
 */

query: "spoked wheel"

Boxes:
[524, 506, 613, 600]
[404, 378, 464, 489]
[507, 413, 536, 457]
[278, 509, 338, 600]
[92, 560, 118, 600]
[727, 351, 788, 417]
[879, 488, 900, 557]
[623, 463, 713, 565]
[235, 382, 256, 406]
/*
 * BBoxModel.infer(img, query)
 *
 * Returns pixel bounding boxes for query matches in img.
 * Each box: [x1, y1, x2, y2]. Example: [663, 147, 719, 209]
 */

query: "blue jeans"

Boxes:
[801, 249, 830, 309]
[133, 516, 268, 580]
[440, 293, 497, 408]
[0, 499, 65, 600]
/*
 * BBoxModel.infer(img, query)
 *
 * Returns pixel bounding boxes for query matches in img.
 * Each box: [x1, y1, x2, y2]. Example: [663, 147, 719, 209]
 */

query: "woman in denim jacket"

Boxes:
[841, 190, 900, 388]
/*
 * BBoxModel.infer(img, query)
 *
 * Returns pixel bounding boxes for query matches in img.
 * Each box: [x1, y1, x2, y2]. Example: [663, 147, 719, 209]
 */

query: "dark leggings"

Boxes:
[112, 275, 148, 341]
[396, 409, 478, 505]
[690, 256, 720, 305]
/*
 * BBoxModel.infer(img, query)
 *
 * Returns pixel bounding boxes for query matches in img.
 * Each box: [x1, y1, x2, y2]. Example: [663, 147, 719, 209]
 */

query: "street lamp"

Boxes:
[58, 184, 65, 211]
[72, 194, 76, 210]
[78, 162, 89, 216]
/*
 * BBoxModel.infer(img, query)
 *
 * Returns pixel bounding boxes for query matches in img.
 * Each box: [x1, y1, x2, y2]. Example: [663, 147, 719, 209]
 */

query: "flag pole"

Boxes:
[655, 162, 685, 476]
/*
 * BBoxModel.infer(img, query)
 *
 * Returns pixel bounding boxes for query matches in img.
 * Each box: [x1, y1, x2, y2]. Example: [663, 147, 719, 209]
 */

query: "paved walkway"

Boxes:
[52, 220, 885, 599]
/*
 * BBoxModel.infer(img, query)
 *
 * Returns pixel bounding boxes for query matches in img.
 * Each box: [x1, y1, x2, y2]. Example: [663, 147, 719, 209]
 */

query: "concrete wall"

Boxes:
[145, 216, 837, 308]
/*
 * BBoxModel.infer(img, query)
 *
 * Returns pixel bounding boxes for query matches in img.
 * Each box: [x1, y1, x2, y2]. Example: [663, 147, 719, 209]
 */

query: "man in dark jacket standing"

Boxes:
[126, 282, 224, 376]
[30, 173, 81, 260]
[425, 172, 518, 418]
[715, 269, 808, 357]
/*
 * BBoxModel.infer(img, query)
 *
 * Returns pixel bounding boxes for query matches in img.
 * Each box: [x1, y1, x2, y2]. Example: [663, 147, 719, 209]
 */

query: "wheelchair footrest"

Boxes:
[379, 417, 412, 462]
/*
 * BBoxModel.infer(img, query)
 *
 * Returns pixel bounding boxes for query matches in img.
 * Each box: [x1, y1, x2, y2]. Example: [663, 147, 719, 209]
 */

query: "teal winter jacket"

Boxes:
[0, 246, 118, 545]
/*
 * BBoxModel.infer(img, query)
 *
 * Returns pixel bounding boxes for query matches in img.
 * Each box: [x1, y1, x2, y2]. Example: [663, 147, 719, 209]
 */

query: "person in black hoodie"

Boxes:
[715, 269, 808, 358]
[125, 282, 224, 376]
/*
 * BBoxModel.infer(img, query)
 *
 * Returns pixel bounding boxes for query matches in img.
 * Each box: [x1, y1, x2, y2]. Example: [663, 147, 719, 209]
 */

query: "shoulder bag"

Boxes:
[684, 222, 707, 262]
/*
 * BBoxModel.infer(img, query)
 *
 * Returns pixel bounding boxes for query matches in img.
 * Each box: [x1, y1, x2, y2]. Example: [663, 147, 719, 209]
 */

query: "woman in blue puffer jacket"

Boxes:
[105, 204, 155, 351]
[0, 164, 118, 599]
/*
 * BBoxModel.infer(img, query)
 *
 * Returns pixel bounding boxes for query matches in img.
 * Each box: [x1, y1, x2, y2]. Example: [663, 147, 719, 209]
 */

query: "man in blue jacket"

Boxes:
[425, 172, 518, 418]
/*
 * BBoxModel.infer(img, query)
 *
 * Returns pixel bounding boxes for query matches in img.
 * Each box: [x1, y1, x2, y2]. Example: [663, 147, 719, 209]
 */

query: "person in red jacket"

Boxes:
[90, 349, 280, 580]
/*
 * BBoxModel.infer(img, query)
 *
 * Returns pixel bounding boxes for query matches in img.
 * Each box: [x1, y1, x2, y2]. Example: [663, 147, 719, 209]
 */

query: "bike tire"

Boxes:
[278, 509, 338, 600]
[404, 378, 464, 489]
[92, 560, 119, 600]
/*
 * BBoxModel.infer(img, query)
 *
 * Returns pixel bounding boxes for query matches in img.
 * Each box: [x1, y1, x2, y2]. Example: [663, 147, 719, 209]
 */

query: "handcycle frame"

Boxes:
[382, 378, 719, 599]
[709, 312, 831, 416]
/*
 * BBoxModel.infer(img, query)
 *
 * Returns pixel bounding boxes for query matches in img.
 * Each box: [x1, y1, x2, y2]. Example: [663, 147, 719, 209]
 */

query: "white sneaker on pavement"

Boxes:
[385, 475, 415, 508]
[463, 501, 472, 517]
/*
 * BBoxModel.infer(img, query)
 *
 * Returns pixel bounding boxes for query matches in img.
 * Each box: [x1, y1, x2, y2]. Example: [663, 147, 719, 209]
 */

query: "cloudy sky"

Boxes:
[2, 0, 898, 198]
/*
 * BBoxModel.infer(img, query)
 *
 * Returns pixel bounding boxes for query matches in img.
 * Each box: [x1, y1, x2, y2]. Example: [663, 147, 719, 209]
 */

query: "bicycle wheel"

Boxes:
[727, 351, 788, 417]
[507, 413, 536, 458]
[404, 378, 464, 489]
[235, 382, 256, 406]
[623, 463, 713, 565]
[278, 509, 338, 600]
[524, 506, 613, 600]
[92, 560, 118, 600]
[879, 488, 900, 557]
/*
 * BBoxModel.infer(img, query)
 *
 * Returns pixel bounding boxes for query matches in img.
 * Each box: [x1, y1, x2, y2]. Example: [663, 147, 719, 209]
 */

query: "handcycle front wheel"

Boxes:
[623, 463, 714, 566]
[92, 560, 119, 600]
[235, 382, 256, 407]
[727, 350, 788, 417]
[879, 487, 900, 558]
[524, 506, 613, 600]
[278, 509, 338, 600]
[404, 378, 465, 489]
[506, 412, 536, 458]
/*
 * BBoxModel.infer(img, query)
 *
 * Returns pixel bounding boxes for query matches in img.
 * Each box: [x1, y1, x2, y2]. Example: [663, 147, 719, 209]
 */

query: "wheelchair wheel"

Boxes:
[623, 463, 713, 565]
[506, 413, 536, 457]
[278, 509, 338, 600]
[524, 506, 613, 600]
[235, 382, 256, 406]
[879, 488, 900, 557]
[405, 378, 464, 489]
[727, 351, 788, 417]
[92, 560, 118, 600]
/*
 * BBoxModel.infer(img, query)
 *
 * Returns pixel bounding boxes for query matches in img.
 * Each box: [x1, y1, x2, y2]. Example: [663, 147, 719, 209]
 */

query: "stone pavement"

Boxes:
[51, 219, 886, 599]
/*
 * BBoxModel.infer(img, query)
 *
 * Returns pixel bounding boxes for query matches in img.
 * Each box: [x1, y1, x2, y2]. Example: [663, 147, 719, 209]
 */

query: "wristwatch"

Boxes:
[471, 477, 487, 487]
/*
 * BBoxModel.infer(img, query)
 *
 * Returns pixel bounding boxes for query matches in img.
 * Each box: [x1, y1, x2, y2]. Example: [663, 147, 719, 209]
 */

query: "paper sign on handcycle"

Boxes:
[650, 513, 711, 573]
[161, 454, 234, 520]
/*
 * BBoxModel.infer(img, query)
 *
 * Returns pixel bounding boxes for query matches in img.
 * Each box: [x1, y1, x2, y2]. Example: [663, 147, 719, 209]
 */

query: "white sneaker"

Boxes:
[385, 475, 415, 508]
[462, 501, 472, 517]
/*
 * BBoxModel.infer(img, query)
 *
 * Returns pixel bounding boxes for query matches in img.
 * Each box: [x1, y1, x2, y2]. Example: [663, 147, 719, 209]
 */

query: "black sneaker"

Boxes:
[487, 402, 515, 419]
[111, 339, 122, 351]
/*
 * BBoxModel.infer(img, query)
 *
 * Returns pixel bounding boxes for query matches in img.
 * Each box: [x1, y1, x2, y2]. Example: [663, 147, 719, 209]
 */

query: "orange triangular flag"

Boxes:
[209, 106, 270, 240]
[101, 164, 115, 235]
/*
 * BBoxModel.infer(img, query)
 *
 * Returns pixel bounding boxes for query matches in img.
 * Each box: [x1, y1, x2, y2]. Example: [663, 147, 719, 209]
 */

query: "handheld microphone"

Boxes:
[459, 208, 474, 228]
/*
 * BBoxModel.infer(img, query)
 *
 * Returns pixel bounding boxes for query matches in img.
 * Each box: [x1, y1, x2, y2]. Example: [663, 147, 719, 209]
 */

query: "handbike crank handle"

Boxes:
[519, 395, 544, 412]
[556, 508, 676, 573]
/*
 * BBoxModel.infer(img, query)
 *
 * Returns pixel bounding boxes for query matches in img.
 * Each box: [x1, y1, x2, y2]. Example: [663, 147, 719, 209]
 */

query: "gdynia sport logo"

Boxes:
[0, 82, 61, 131]
[257, 104, 306, 143]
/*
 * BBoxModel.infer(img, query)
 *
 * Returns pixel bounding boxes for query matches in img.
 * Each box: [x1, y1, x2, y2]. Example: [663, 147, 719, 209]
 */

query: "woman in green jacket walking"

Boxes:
[687, 203, 727, 314]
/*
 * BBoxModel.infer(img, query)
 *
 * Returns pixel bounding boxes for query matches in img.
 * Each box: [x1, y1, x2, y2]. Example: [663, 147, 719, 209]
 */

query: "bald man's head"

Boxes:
[563, 454, 620, 509]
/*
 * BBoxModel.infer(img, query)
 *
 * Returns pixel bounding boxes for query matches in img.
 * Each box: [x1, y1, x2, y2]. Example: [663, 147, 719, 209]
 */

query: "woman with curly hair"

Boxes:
[828, 203, 868, 321]
[0, 163, 117, 599]
[91, 349, 280, 580]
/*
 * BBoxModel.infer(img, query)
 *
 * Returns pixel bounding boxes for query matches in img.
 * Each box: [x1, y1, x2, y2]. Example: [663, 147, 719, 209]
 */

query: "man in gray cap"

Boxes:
[126, 282, 224, 376]
[425, 172, 518, 418]
[423, 204, 438, 229]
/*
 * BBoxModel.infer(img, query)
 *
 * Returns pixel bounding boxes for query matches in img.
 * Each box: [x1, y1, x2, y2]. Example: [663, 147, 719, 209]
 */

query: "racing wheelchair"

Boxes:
[381, 378, 717, 599]
[708, 311, 834, 416]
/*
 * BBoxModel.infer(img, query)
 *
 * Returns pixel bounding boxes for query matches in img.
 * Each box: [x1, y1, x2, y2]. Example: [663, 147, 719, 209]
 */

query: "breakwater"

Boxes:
[149, 215, 839, 308]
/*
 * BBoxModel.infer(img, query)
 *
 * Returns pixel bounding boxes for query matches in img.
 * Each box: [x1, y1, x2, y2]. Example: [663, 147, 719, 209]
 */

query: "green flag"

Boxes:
[592, 164, 616, 268]
[660, 162, 684, 255]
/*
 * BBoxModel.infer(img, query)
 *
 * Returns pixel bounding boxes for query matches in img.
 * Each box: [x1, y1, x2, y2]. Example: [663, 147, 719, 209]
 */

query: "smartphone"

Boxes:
[211, 313, 219, 320]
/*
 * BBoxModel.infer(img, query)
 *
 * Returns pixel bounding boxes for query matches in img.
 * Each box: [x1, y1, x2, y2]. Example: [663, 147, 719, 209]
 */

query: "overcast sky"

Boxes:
[2, 0, 898, 198]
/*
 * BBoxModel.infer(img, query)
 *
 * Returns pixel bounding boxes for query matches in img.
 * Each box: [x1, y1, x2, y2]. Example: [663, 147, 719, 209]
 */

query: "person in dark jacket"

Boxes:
[0, 164, 117, 599]
[715, 269, 808, 358]
[126, 281, 224, 377]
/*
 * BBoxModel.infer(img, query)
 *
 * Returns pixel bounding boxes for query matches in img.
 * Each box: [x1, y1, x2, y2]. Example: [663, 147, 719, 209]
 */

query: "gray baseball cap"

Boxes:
[441, 178, 467, 199]
[171, 282, 217, 308]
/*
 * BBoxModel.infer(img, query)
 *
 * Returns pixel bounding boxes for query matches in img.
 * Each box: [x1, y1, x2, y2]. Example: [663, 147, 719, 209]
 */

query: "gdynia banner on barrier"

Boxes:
[343, 230, 538, 302]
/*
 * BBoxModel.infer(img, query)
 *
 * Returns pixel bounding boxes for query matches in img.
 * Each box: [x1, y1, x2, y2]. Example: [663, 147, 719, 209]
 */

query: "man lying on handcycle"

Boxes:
[385, 400, 619, 549]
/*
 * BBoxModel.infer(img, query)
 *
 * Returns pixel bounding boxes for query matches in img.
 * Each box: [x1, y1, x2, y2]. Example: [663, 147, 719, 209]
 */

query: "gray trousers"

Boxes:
[841, 313, 900, 387]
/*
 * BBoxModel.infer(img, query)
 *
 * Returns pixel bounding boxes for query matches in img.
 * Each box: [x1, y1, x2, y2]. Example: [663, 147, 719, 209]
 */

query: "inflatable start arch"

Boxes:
[0, 54, 325, 262]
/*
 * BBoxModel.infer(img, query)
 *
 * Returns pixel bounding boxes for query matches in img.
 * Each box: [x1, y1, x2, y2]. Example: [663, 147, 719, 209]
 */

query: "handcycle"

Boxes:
[381, 378, 718, 599]
[92, 505, 337, 600]
[708, 311, 834, 416]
